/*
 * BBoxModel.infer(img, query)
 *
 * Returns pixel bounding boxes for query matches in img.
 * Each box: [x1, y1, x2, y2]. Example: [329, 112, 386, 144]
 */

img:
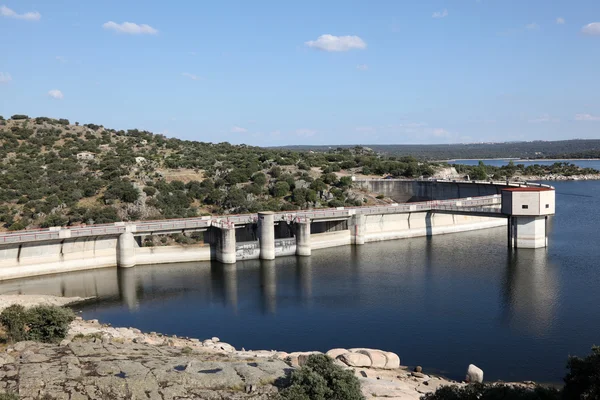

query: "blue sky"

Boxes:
[1, 0, 599, 146]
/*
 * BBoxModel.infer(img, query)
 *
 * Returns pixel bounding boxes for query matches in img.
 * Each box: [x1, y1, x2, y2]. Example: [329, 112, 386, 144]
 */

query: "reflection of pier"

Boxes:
[260, 260, 277, 314]
[501, 250, 559, 335]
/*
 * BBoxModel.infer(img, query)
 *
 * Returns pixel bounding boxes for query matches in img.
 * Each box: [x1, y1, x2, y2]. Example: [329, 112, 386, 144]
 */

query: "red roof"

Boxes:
[502, 187, 553, 192]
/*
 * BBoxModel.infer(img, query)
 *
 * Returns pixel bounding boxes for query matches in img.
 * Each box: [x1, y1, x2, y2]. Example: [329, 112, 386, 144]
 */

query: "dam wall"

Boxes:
[0, 211, 505, 281]
[355, 180, 503, 203]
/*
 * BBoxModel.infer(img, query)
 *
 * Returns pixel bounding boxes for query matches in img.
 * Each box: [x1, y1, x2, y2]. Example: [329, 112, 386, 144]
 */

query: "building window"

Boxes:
[522, 205, 529, 209]
[545, 204, 550, 208]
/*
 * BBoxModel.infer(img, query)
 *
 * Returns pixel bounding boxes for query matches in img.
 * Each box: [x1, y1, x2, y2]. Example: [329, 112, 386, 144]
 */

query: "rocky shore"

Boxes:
[0, 295, 466, 399]
[514, 174, 600, 181]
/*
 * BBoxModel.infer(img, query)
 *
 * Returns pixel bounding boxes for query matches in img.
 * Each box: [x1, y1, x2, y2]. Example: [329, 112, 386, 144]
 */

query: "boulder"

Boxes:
[338, 352, 372, 368]
[326, 348, 348, 360]
[466, 364, 484, 383]
[355, 349, 388, 369]
[382, 351, 400, 369]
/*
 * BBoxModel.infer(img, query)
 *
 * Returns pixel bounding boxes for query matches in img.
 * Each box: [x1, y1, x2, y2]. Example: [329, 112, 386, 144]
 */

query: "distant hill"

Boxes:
[276, 140, 600, 160]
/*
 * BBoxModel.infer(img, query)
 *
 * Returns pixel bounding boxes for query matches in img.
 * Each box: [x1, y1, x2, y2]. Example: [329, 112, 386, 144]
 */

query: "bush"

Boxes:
[421, 384, 560, 400]
[279, 354, 364, 400]
[0, 304, 75, 343]
[10, 114, 28, 120]
[0, 305, 29, 342]
[563, 345, 600, 399]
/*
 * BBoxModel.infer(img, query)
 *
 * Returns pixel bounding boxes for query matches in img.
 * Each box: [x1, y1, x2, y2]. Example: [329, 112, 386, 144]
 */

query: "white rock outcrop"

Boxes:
[466, 364, 484, 383]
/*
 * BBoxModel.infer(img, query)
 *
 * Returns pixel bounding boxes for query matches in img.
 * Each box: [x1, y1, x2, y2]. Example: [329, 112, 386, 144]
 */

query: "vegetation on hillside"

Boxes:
[0, 116, 435, 231]
[453, 160, 599, 180]
[281, 140, 600, 161]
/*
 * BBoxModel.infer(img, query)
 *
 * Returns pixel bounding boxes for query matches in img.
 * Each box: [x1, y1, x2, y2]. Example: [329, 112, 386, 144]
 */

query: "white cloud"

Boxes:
[55, 56, 67, 63]
[231, 126, 247, 133]
[305, 34, 366, 52]
[181, 72, 199, 80]
[0, 72, 11, 84]
[102, 21, 158, 35]
[556, 17, 565, 25]
[582, 22, 600, 36]
[432, 9, 448, 18]
[575, 113, 600, 121]
[356, 64, 368, 71]
[48, 89, 64, 100]
[526, 22, 540, 30]
[295, 129, 317, 137]
[0, 5, 40, 21]
[529, 114, 559, 123]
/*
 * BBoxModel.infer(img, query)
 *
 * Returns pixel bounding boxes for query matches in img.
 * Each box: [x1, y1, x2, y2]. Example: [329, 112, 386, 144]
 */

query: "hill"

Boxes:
[278, 140, 600, 160]
[0, 115, 438, 231]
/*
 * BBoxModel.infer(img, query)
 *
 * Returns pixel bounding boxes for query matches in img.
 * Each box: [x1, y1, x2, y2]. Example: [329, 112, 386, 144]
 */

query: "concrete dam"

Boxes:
[354, 179, 505, 203]
[0, 180, 555, 281]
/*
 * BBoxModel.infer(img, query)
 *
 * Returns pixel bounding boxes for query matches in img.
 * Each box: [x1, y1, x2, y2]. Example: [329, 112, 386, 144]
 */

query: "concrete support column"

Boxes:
[216, 225, 236, 264]
[511, 216, 548, 249]
[295, 218, 311, 256]
[350, 213, 366, 245]
[117, 232, 136, 268]
[258, 212, 275, 260]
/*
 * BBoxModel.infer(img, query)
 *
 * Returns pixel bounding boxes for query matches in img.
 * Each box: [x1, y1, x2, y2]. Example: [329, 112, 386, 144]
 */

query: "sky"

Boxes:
[0, 0, 599, 146]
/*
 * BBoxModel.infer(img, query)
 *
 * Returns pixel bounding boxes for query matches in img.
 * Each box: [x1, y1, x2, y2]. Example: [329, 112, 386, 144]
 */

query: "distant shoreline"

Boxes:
[444, 158, 600, 162]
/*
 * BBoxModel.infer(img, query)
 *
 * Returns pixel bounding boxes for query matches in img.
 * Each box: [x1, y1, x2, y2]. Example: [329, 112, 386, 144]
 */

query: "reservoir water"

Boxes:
[450, 159, 600, 170]
[1, 180, 599, 383]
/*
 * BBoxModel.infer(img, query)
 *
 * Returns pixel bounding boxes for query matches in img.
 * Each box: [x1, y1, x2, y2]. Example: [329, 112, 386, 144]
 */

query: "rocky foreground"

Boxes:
[0, 296, 465, 399]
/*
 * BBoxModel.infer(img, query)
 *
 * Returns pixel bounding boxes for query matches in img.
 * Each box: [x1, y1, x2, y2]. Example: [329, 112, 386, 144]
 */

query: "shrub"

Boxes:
[0, 305, 29, 342]
[279, 354, 364, 400]
[563, 345, 600, 399]
[143, 186, 157, 196]
[421, 384, 560, 400]
[0, 304, 75, 343]
[10, 114, 28, 120]
[0, 392, 19, 400]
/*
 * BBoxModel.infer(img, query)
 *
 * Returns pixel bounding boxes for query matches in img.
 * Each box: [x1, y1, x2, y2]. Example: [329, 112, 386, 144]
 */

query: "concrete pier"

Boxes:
[216, 225, 236, 264]
[509, 216, 548, 249]
[295, 219, 311, 256]
[350, 214, 366, 245]
[117, 232, 136, 268]
[258, 212, 275, 260]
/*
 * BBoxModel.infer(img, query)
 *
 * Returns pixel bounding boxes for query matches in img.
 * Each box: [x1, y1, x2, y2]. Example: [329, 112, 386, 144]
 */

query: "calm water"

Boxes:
[451, 159, 600, 170]
[1, 181, 599, 383]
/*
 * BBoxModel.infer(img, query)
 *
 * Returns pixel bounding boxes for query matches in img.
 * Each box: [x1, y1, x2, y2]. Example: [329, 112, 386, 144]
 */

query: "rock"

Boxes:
[22, 353, 49, 363]
[354, 349, 388, 369]
[326, 348, 348, 359]
[338, 352, 372, 368]
[415, 366, 423, 373]
[466, 364, 484, 383]
[382, 351, 401, 369]
[211, 336, 220, 343]
[217, 343, 236, 353]
[411, 372, 426, 379]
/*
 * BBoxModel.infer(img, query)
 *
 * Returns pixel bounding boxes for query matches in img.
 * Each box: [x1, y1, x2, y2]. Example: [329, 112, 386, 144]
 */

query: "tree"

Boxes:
[251, 172, 267, 186]
[272, 181, 290, 197]
[11, 114, 28, 120]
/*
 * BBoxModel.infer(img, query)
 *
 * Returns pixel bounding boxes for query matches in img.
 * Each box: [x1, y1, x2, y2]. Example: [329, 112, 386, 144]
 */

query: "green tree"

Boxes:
[272, 181, 290, 197]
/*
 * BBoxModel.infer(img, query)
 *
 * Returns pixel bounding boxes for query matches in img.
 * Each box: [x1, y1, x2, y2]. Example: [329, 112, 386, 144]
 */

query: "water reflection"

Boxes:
[117, 268, 139, 311]
[260, 260, 277, 314]
[502, 249, 559, 335]
[296, 256, 312, 302]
